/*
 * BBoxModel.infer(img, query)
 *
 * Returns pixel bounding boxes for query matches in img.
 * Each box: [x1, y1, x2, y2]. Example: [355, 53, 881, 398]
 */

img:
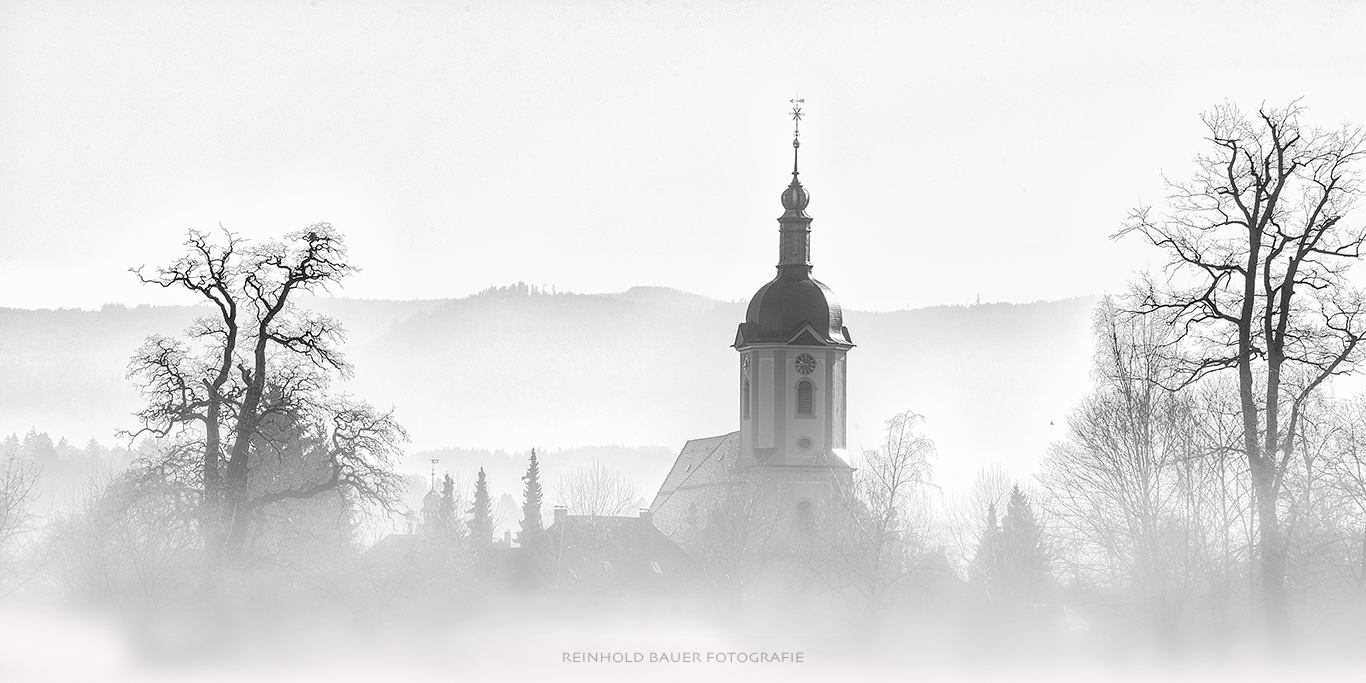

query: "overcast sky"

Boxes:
[2, 0, 1366, 311]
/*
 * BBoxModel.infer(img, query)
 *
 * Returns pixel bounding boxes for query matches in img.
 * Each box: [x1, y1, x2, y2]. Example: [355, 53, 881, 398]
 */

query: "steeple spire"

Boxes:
[778, 98, 812, 272]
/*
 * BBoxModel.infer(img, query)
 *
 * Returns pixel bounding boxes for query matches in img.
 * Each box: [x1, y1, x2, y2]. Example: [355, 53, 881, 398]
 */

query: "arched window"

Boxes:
[742, 379, 751, 420]
[796, 379, 814, 416]
[796, 499, 813, 532]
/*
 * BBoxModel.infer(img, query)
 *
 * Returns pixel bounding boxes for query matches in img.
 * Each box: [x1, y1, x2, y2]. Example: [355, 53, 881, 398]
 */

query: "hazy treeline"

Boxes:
[0, 430, 145, 511]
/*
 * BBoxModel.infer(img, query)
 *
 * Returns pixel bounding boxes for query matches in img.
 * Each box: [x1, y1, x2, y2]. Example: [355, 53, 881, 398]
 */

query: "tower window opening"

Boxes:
[796, 379, 814, 416]
[796, 499, 813, 532]
[742, 379, 751, 420]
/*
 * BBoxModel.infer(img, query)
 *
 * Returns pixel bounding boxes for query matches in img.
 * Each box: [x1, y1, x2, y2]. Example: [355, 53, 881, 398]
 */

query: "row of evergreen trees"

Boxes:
[1, 430, 148, 510]
[427, 448, 546, 551]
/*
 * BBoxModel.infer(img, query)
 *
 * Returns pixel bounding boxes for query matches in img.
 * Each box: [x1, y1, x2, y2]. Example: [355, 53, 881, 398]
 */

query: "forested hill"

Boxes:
[0, 286, 1097, 488]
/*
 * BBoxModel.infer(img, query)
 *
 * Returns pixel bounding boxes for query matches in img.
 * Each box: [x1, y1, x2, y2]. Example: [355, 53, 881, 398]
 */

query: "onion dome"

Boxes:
[780, 182, 810, 213]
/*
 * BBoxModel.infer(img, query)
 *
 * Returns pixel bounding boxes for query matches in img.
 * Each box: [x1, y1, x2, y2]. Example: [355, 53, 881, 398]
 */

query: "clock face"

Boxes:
[795, 353, 816, 375]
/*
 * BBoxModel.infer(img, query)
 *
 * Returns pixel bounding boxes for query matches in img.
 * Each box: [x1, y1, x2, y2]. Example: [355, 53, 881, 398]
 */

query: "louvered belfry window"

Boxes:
[796, 379, 814, 416]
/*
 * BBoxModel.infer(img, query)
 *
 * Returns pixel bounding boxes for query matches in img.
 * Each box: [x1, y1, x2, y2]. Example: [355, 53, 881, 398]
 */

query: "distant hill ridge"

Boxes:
[0, 286, 1098, 489]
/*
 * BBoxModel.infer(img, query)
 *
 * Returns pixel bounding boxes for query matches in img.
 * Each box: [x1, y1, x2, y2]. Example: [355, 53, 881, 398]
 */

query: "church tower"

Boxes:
[733, 100, 854, 477]
[647, 102, 854, 545]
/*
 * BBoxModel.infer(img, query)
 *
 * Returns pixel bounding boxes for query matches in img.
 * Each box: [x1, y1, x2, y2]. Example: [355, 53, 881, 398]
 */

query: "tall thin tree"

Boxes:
[518, 449, 543, 545]
[438, 473, 457, 539]
[468, 467, 493, 553]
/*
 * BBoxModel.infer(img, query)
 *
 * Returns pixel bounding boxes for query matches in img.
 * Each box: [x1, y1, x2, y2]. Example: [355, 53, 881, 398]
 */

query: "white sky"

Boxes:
[2, 0, 1366, 311]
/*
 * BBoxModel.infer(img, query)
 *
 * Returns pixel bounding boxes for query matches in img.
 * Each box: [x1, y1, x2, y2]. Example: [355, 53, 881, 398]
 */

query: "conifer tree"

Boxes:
[518, 448, 543, 545]
[467, 467, 493, 551]
[971, 503, 1005, 594]
[1000, 485, 1048, 607]
[438, 473, 457, 538]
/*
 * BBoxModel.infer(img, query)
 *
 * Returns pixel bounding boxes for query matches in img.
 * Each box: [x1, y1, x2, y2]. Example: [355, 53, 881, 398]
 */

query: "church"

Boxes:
[646, 103, 856, 552]
[535, 104, 858, 587]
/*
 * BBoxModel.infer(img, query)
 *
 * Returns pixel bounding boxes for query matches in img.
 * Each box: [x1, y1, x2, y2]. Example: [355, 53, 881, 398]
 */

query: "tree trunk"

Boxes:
[203, 398, 226, 566]
[1251, 462, 1288, 632]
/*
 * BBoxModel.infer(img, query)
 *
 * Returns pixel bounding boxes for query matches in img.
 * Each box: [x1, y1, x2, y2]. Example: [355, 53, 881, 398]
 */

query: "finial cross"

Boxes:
[789, 96, 805, 176]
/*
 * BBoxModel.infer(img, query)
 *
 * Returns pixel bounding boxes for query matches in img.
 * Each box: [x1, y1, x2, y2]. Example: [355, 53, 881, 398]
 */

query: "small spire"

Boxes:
[778, 99, 813, 270]
[429, 457, 439, 491]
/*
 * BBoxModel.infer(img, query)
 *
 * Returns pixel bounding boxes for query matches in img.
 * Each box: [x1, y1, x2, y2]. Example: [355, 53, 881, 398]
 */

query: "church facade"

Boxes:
[649, 111, 855, 551]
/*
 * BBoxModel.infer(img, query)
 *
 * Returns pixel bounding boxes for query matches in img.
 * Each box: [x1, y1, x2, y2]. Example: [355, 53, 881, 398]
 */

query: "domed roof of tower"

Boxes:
[740, 270, 849, 346]
[422, 487, 440, 512]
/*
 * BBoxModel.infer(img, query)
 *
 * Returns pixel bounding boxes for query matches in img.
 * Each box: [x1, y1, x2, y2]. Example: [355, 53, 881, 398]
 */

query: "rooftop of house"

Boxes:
[537, 510, 705, 592]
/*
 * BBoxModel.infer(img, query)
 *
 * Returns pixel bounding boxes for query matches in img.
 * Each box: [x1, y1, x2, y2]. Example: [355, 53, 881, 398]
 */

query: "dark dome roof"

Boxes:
[736, 270, 851, 347]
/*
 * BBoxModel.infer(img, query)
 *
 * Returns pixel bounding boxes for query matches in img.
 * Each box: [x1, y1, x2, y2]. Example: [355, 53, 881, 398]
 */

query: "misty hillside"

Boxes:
[0, 286, 1097, 489]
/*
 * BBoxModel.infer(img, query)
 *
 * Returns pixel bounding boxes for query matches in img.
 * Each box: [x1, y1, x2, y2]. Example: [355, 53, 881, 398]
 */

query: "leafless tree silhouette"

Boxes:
[554, 460, 639, 517]
[1118, 102, 1366, 629]
[801, 411, 937, 621]
[127, 225, 406, 565]
[1039, 299, 1245, 638]
[0, 453, 41, 596]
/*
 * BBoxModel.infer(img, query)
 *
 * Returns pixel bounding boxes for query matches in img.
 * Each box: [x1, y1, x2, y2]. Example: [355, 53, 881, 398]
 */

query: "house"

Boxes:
[534, 507, 704, 593]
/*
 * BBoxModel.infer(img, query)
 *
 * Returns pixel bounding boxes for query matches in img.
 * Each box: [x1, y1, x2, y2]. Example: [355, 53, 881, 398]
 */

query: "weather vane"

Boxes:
[430, 457, 440, 490]
[789, 96, 805, 177]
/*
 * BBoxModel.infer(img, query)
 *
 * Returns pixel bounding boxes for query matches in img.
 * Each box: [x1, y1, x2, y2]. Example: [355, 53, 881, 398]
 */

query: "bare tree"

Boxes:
[692, 478, 792, 608]
[128, 225, 406, 565]
[553, 460, 639, 517]
[0, 453, 41, 596]
[1118, 102, 1366, 628]
[946, 464, 1014, 577]
[807, 411, 937, 620]
[56, 460, 202, 619]
[1316, 396, 1366, 602]
[1038, 298, 1241, 638]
